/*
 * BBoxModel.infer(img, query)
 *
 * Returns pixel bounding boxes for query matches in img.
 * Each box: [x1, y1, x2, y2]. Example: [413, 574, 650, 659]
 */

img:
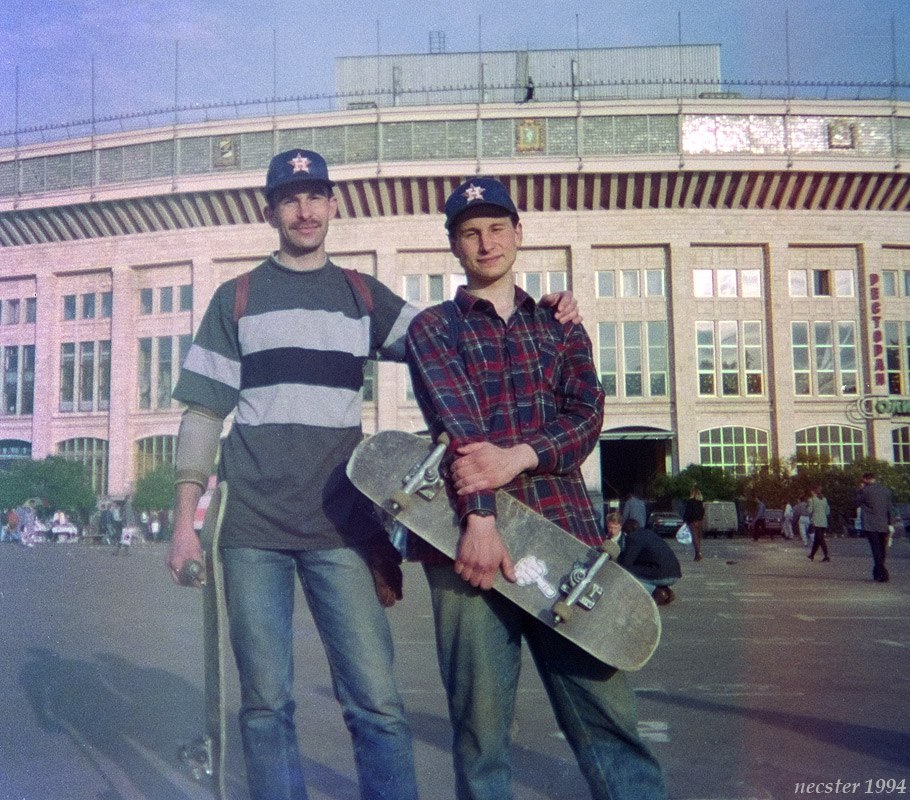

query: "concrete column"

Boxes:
[105, 267, 137, 497]
[29, 274, 58, 459]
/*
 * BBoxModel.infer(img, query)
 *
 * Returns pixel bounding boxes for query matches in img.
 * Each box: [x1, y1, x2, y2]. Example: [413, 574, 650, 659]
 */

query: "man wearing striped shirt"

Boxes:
[406, 178, 666, 800]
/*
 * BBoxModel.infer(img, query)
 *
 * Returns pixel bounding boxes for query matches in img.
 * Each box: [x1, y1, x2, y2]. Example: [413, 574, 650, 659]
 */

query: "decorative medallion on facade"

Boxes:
[213, 136, 239, 169]
[516, 119, 545, 153]
[827, 120, 857, 150]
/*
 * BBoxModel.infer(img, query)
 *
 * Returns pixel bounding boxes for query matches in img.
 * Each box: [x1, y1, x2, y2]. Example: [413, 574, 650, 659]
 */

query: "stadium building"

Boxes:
[1, 45, 908, 501]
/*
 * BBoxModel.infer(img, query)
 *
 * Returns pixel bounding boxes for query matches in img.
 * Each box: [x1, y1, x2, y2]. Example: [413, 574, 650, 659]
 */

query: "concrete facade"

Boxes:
[1, 97, 908, 499]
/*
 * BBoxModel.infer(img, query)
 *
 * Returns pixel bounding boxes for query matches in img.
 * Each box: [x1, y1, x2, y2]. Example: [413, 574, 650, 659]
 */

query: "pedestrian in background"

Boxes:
[682, 486, 705, 561]
[793, 496, 811, 549]
[856, 471, 897, 582]
[808, 486, 831, 562]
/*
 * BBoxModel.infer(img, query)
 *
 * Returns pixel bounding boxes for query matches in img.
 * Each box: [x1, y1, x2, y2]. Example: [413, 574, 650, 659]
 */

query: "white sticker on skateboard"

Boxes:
[514, 556, 558, 598]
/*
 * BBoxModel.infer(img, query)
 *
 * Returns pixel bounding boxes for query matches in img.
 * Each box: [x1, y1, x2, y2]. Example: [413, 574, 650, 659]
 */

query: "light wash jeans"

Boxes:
[221, 546, 418, 800]
[424, 564, 667, 800]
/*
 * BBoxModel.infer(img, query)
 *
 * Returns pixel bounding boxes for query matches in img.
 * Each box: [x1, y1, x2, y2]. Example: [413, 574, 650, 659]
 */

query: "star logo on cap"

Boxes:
[288, 153, 311, 174]
[463, 184, 486, 202]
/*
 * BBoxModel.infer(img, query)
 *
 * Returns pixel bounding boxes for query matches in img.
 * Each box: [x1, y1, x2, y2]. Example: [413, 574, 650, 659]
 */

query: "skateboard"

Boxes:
[347, 430, 661, 671]
[178, 481, 229, 798]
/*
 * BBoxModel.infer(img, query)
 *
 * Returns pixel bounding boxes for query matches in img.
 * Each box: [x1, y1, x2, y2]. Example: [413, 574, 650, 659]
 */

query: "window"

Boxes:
[63, 294, 77, 321]
[791, 321, 858, 396]
[179, 284, 193, 312]
[597, 323, 617, 397]
[404, 276, 421, 304]
[834, 270, 854, 297]
[79, 341, 95, 411]
[697, 321, 764, 397]
[81, 293, 95, 319]
[596, 272, 615, 298]
[894, 426, 910, 465]
[623, 322, 642, 396]
[25, 297, 36, 323]
[696, 322, 715, 395]
[428, 275, 444, 303]
[882, 270, 898, 297]
[60, 343, 75, 412]
[3, 299, 21, 325]
[157, 336, 173, 408]
[57, 437, 109, 496]
[741, 270, 761, 297]
[621, 271, 640, 298]
[0, 439, 31, 471]
[693, 270, 714, 297]
[362, 361, 376, 402]
[645, 270, 665, 297]
[3, 346, 18, 414]
[21, 346, 34, 415]
[138, 335, 184, 411]
[795, 425, 864, 467]
[812, 270, 831, 297]
[647, 321, 668, 395]
[160, 286, 173, 313]
[789, 270, 808, 297]
[138, 338, 152, 409]
[699, 426, 770, 477]
[139, 288, 153, 315]
[598, 321, 666, 399]
[524, 273, 543, 298]
[884, 321, 907, 395]
[59, 340, 110, 413]
[716, 270, 737, 297]
[100, 291, 113, 318]
[135, 435, 177, 480]
[904, 271, 910, 297]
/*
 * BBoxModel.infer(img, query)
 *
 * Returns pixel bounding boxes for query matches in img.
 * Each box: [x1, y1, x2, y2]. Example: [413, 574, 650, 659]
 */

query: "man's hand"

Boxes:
[540, 290, 582, 325]
[455, 513, 516, 589]
[451, 441, 539, 494]
[167, 523, 205, 586]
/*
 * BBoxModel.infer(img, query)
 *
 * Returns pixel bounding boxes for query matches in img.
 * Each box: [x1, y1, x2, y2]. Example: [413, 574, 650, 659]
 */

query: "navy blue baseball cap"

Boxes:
[444, 177, 519, 230]
[265, 149, 334, 201]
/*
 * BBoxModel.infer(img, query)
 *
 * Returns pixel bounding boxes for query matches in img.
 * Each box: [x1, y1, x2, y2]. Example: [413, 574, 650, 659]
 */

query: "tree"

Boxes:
[650, 464, 738, 503]
[132, 464, 176, 514]
[0, 457, 95, 522]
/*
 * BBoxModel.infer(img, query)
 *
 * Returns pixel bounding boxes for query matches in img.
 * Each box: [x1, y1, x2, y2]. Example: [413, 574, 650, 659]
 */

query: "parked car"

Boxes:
[749, 508, 784, 539]
[703, 500, 740, 538]
[893, 503, 910, 538]
[647, 511, 684, 538]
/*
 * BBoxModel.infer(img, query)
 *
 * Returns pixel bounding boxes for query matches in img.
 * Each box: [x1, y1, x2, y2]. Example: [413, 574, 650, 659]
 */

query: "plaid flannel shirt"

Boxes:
[405, 286, 606, 560]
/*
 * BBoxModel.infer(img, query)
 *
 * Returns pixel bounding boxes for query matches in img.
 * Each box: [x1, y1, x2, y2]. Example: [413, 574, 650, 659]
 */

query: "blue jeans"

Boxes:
[424, 564, 666, 800]
[222, 546, 418, 800]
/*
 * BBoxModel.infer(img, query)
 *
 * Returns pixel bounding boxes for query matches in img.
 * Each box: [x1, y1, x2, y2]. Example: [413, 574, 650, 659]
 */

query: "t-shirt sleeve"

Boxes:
[172, 281, 242, 416]
[364, 275, 417, 363]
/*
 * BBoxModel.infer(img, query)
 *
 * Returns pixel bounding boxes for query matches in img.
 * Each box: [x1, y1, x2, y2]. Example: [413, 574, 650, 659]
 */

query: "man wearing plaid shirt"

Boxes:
[405, 178, 666, 800]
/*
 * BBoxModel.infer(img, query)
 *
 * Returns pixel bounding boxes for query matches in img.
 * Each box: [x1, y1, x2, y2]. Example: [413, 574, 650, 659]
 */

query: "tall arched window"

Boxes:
[135, 435, 177, 480]
[794, 425, 864, 468]
[57, 437, 108, 496]
[699, 426, 770, 476]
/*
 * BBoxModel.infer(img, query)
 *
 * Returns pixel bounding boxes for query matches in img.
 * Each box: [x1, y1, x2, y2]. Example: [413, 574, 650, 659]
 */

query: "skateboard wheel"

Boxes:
[437, 432, 450, 446]
[390, 491, 412, 513]
[552, 600, 573, 624]
[180, 559, 204, 586]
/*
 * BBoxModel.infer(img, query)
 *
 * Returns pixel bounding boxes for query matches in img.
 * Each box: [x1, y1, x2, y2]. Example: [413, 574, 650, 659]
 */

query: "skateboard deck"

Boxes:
[178, 481, 229, 798]
[347, 430, 661, 671]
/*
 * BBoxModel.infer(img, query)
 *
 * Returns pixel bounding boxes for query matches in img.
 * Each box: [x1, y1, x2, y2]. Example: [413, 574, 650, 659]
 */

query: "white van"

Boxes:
[703, 501, 740, 538]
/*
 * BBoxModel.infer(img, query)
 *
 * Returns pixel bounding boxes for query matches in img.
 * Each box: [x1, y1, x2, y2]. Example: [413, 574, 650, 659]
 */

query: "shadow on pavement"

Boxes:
[648, 689, 910, 769]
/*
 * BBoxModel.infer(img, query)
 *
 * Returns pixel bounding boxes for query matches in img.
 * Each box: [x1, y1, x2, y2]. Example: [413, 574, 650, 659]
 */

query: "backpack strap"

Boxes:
[232, 271, 251, 324]
[232, 266, 373, 324]
[341, 268, 374, 314]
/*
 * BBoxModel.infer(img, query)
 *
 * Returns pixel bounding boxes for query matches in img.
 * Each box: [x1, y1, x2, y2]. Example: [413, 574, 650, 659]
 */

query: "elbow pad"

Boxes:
[175, 406, 224, 488]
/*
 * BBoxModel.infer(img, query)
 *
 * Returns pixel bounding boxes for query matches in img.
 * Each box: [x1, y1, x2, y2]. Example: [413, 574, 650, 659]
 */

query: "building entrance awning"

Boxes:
[600, 430, 675, 441]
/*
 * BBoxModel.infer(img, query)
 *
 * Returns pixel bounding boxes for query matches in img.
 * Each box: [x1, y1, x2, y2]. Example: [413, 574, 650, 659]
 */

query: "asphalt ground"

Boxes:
[0, 533, 907, 800]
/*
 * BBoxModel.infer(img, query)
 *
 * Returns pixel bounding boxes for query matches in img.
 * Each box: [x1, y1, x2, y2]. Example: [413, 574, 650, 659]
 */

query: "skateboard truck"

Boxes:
[552, 542, 619, 624]
[387, 433, 450, 514]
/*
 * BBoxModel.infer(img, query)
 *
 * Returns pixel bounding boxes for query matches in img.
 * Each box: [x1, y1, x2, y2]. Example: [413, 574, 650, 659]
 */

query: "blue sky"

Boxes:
[0, 0, 907, 135]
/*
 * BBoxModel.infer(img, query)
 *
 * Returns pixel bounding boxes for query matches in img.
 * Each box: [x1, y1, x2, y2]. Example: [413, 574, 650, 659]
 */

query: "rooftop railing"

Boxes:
[2, 77, 908, 149]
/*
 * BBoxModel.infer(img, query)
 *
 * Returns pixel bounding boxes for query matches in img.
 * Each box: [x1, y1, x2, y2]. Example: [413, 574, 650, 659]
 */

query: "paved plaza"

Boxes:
[0, 534, 907, 800]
